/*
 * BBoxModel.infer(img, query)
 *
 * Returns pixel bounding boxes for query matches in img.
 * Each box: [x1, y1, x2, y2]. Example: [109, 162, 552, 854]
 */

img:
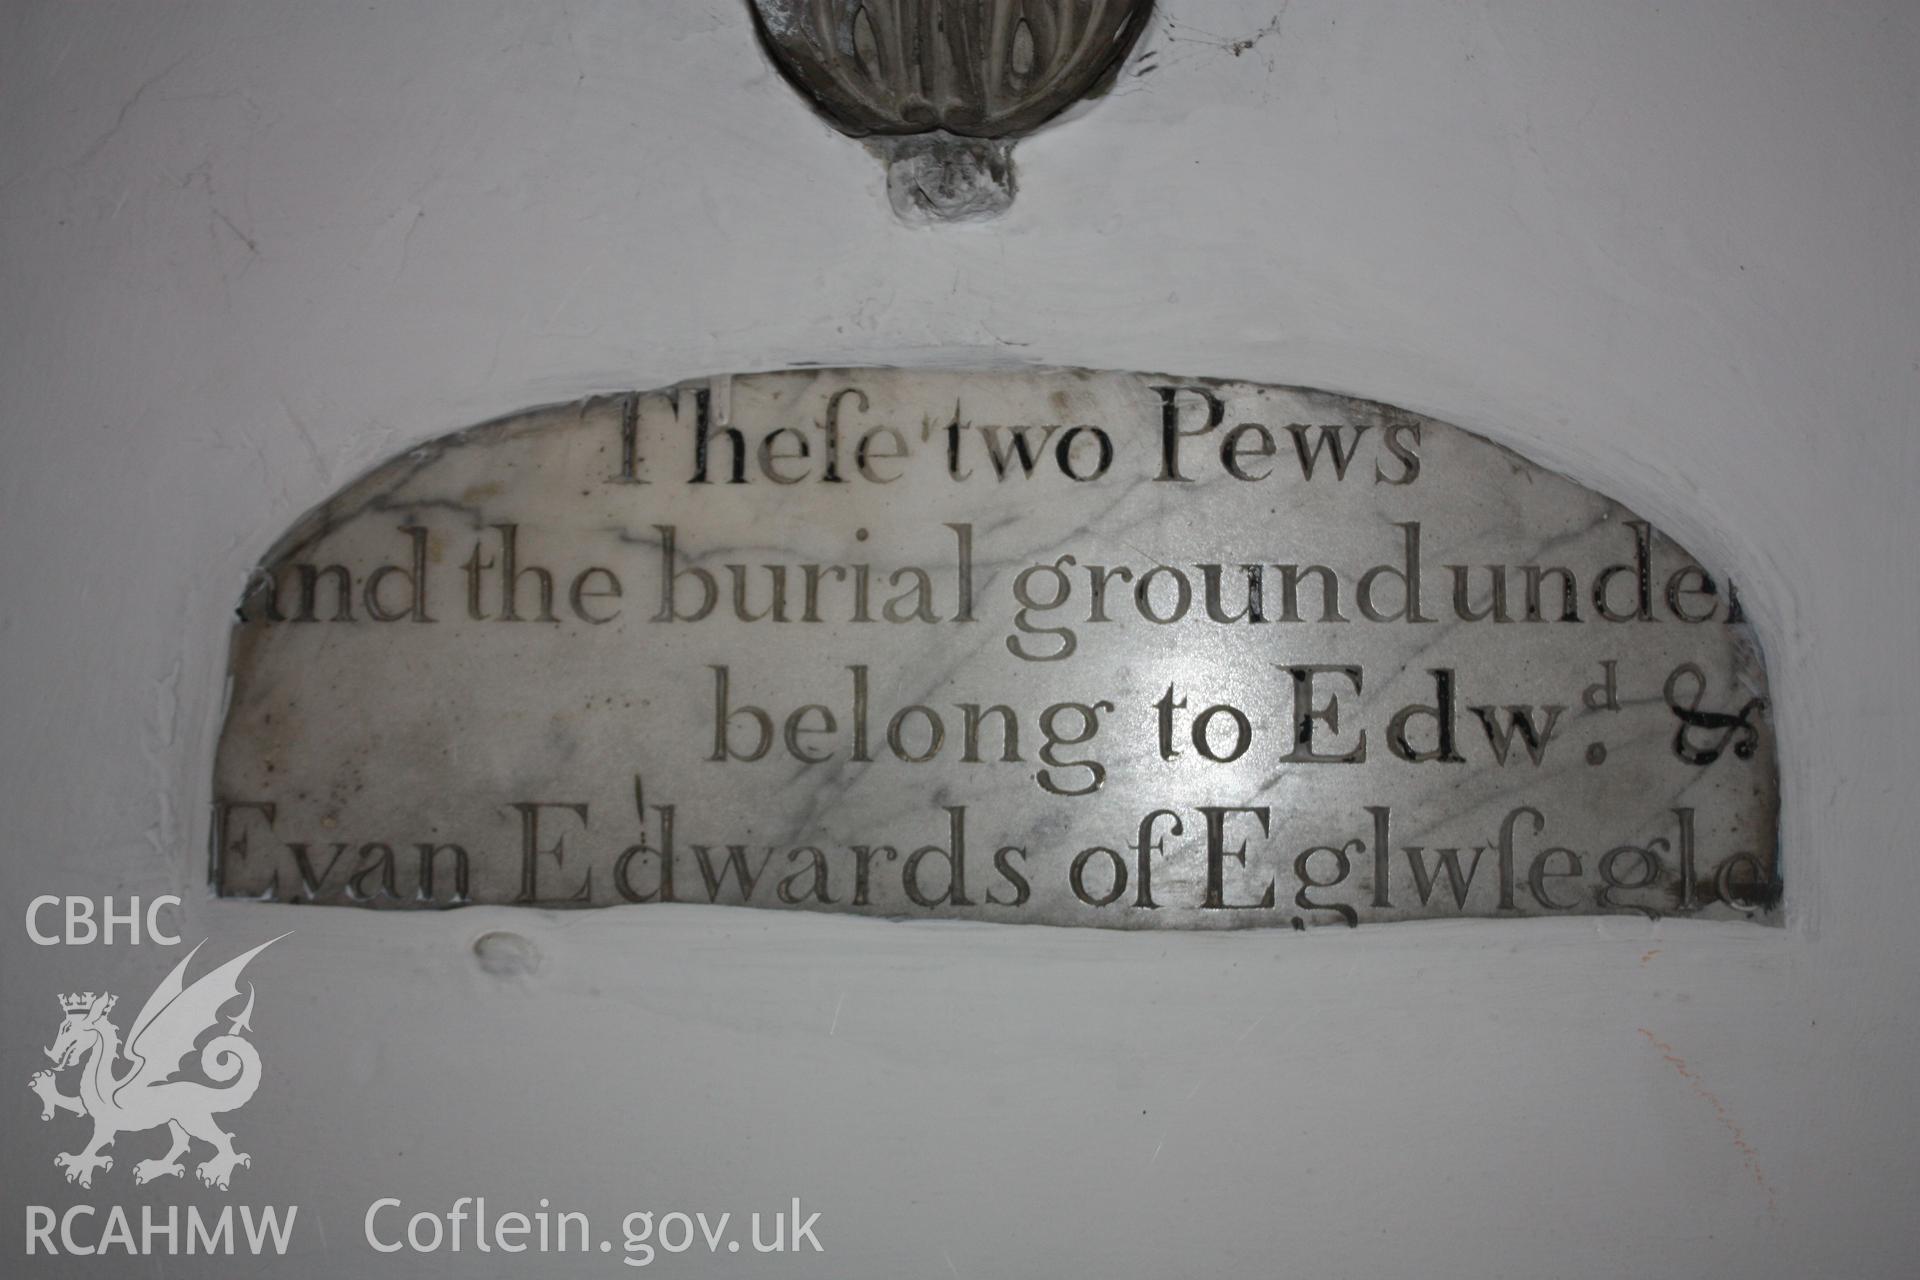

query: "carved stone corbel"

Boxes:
[749, 1, 1155, 221]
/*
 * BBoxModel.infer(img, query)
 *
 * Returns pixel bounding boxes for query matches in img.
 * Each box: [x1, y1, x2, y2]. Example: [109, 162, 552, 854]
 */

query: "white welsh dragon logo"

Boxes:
[27, 935, 286, 1190]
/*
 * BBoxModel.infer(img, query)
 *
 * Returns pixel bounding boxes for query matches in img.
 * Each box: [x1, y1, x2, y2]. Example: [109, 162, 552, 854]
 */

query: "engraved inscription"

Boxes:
[212, 370, 1780, 927]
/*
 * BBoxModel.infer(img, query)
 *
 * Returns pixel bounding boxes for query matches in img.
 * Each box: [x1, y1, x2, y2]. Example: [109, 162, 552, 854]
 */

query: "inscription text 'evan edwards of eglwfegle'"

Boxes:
[211, 370, 1778, 928]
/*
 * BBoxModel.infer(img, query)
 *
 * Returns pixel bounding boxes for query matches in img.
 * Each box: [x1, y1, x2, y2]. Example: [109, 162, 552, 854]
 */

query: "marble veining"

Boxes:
[212, 369, 1779, 927]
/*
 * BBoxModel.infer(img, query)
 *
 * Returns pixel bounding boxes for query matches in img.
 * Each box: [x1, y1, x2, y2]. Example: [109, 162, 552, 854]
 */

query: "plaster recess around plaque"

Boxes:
[212, 369, 1779, 928]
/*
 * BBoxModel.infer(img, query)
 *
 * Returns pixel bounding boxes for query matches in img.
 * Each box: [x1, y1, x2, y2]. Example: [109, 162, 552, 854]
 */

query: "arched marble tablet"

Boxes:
[212, 369, 1779, 927]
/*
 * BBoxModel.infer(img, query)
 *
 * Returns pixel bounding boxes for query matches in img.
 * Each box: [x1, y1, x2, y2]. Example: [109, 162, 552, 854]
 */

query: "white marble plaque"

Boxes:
[212, 370, 1779, 927]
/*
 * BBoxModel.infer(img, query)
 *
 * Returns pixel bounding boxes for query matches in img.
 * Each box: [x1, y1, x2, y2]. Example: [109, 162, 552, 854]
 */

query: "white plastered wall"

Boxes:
[1, 2, 1915, 1276]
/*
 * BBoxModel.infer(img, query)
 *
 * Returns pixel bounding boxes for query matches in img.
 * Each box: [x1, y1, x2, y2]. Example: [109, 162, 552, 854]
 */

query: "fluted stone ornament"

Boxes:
[749, 0, 1156, 221]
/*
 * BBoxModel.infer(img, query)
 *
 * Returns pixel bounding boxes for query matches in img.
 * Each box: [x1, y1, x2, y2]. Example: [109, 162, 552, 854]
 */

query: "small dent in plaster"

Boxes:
[473, 930, 541, 979]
